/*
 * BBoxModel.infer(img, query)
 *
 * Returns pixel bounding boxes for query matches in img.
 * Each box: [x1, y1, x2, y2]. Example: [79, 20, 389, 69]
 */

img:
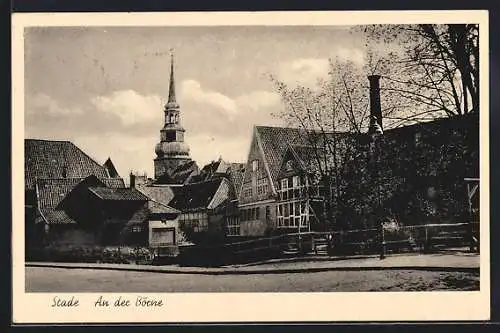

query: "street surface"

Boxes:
[26, 266, 479, 292]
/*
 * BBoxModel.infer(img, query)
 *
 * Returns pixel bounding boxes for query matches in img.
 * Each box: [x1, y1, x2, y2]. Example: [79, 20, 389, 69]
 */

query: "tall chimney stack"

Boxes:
[368, 75, 383, 135]
[130, 173, 136, 188]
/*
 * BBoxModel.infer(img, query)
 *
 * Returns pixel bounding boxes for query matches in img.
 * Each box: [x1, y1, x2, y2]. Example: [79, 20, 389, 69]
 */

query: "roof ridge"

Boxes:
[25, 138, 72, 143]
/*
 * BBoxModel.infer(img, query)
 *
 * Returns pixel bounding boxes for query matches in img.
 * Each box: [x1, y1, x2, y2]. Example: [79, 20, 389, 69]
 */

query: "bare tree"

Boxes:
[270, 58, 370, 230]
[359, 24, 479, 127]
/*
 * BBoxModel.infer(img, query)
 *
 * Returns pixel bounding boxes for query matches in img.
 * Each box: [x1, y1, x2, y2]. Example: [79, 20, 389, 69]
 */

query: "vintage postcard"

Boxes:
[12, 10, 490, 323]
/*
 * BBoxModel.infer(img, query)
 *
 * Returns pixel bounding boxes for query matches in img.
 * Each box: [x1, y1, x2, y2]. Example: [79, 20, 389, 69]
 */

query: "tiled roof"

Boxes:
[25, 139, 115, 190]
[190, 160, 245, 198]
[103, 157, 120, 178]
[37, 210, 77, 225]
[148, 200, 180, 215]
[135, 185, 175, 206]
[87, 187, 148, 201]
[34, 176, 126, 225]
[255, 126, 311, 187]
[290, 144, 327, 173]
[256, 126, 355, 188]
[154, 160, 199, 185]
[101, 178, 126, 188]
[227, 163, 245, 197]
[169, 178, 224, 211]
[36, 178, 84, 210]
[36, 177, 125, 210]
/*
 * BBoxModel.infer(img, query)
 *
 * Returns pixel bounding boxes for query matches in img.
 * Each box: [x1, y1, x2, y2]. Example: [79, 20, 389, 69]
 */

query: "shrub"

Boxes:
[27, 245, 154, 264]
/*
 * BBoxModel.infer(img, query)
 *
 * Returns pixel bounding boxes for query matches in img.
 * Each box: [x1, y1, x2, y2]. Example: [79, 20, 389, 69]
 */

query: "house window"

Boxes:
[286, 160, 293, 171]
[281, 178, 288, 190]
[243, 186, 252, 199]
[292, 175, 300, 187]
[226, 217, 240, 236]
[180, 212, 208, 232]
[414, 132, 422, 147]
[257, 178, 269, 196]
[131, 226, 142, 233]
[252, 160, 259, 172]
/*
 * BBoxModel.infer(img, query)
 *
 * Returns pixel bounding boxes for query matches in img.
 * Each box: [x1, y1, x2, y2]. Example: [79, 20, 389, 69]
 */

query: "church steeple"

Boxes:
[154, 48, 192, 180]
[166, 49, 179, 110]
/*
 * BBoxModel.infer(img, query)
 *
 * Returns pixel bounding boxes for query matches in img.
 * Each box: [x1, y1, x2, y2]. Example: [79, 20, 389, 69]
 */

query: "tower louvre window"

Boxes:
[252, 160, 259, 172]
[166, 131, 176, 141]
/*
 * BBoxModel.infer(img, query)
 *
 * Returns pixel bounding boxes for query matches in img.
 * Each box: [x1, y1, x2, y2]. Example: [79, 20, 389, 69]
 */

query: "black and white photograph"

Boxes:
[12, 11, 490, 323]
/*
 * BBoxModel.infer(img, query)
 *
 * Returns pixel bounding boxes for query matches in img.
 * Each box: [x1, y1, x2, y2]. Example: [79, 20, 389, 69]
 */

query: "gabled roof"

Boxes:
[254, 126, 362, 188]
[135, 184, 175, 206]
[35, 175, 126, 225]
[36, 210, 77, 225]
[148, 200, 180, 215]
[87, 187, 148, 201]
[36, 178, 86, 211]
[103, 157, 120, 178]
[169, 178, 225, 211]
[25, 139, 121, 190]
[276, 144, 333, 185]
[254, 126, 311, 189]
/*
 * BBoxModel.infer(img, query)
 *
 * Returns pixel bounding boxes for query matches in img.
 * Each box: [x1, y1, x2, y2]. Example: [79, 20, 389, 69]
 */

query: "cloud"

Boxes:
[27, 84, 283, 177]
[90, 90, 162, 126]
[179, 79, 282, 138]
[274, 48, 365, 88]
[181, 80, 238, 116]
[74, 133, 158, 179]
[277, 58, 330, 87]
[26, 93, 83, 116]
[335, 46, 365, 66]
[186, 133, 250, 167]
[235, 90, 282, 111]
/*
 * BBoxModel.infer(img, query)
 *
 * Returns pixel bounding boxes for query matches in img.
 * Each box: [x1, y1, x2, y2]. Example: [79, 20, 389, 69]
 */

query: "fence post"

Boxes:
[380, 226, 386, 260]
[424, 227, 429, 253]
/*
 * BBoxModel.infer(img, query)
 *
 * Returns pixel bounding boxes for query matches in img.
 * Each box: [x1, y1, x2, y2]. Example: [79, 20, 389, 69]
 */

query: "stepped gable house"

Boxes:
[236, 75, 479, 236]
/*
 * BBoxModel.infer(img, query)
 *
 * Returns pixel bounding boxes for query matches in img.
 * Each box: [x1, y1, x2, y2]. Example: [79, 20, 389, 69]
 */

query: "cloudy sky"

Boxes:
[25, 26, 367, 178]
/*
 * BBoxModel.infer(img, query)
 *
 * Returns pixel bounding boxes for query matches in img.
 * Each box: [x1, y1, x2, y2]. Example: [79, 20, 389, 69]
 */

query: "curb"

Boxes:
[26, 263, 479, 275]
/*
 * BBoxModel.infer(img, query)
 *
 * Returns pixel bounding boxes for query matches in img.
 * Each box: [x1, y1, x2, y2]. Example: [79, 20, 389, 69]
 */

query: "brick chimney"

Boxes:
[130, 173, 136, 188]
[368, 75, 383, 135]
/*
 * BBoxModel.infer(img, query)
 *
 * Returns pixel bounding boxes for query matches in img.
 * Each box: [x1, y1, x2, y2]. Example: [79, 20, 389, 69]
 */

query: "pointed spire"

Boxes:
[167, 48, 179, 108]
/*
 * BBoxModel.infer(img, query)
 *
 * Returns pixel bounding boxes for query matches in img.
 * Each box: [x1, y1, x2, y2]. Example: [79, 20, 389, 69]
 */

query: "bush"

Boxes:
[27, 245, 154, 264]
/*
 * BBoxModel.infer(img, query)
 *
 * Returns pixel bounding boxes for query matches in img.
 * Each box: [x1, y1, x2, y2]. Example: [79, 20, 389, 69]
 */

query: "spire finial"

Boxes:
[167, 48, 178, 107]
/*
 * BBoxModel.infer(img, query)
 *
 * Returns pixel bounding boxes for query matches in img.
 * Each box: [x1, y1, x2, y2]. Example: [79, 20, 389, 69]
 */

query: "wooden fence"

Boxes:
[176, 222, 479, 266]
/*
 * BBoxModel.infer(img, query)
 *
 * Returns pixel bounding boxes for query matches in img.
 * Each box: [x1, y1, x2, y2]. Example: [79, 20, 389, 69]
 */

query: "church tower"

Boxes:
[154, 50, 192, 179]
